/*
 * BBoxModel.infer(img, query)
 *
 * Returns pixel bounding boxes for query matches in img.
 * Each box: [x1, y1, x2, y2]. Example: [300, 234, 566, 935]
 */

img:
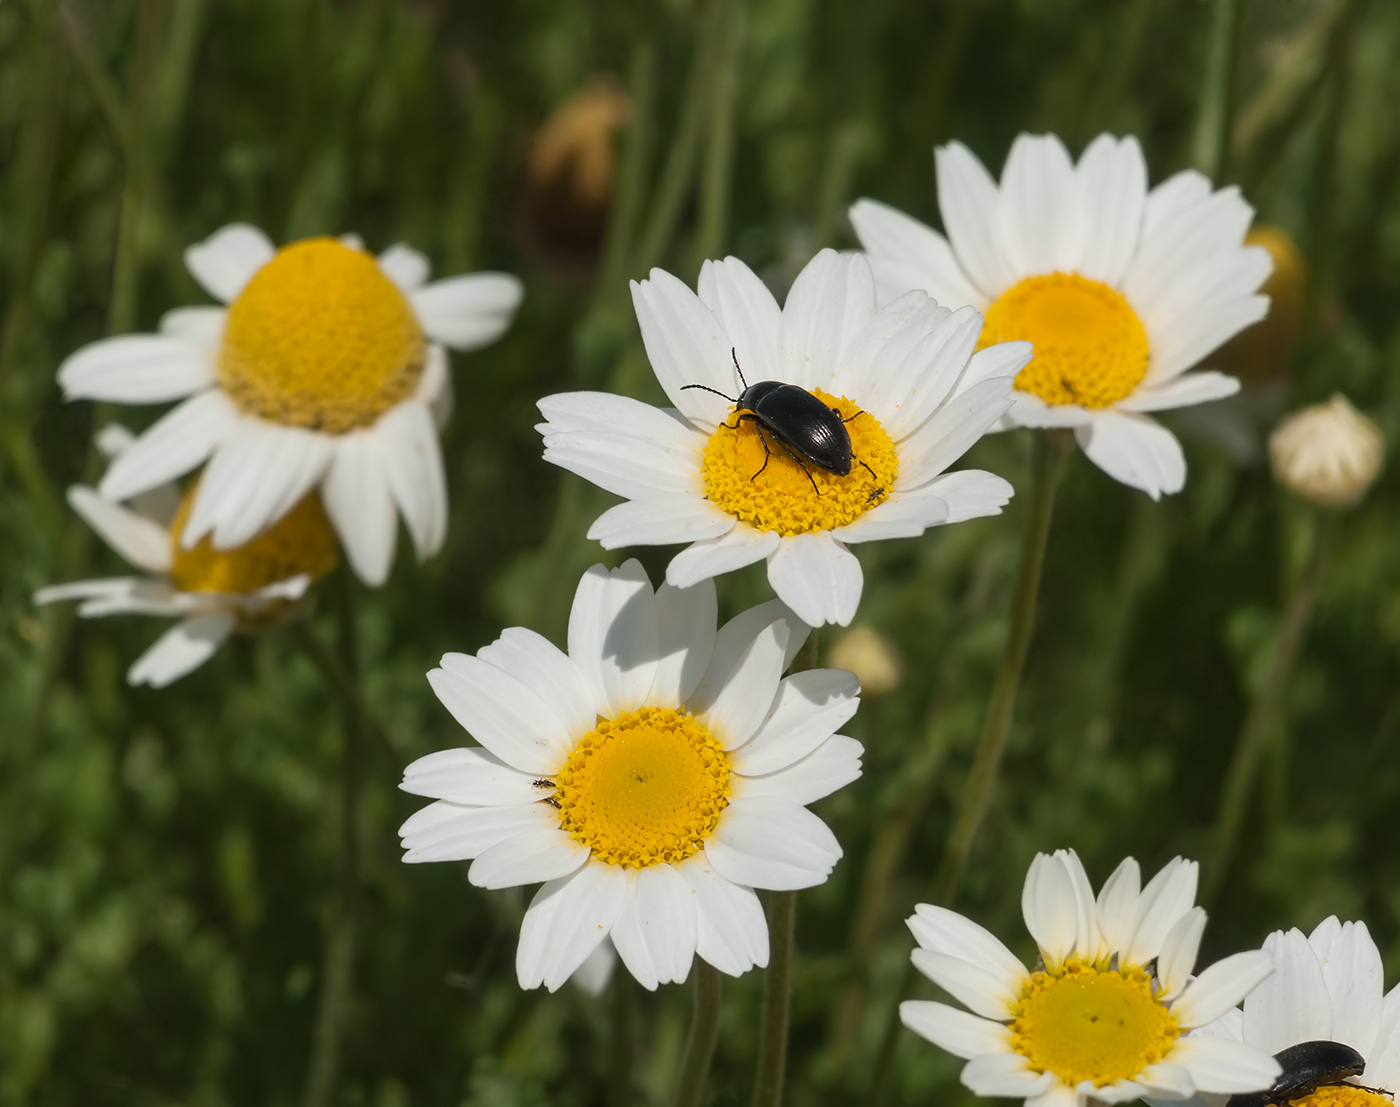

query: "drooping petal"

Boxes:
[127, 613, 236, 687]
[321, 429, 398, 586]
[375, 400, 448, 560]
[1074, 411, 1185, 501]
[97, 390, 241, 502]
[666, 526, 779, 589]
[766, 531, 863, 627]
[67, 486, 172, 573]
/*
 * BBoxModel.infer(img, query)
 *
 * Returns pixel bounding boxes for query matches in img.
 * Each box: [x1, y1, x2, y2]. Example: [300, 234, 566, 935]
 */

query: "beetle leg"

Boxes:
[842, 408, 867, 424]
[771, 435, 821, 496]
[856, 457, 879, 482]
[749, 423, 774, 482]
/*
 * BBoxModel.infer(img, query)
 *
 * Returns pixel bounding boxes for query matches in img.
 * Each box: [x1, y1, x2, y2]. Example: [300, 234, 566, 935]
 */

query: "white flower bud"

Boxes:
[827, 625, 902, 697]
[1268, 394, 1383, 507]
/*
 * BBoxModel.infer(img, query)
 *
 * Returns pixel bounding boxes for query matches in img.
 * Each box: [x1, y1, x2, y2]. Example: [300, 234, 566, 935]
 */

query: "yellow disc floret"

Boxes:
[1012, 959, 1179, 1087]
[979, 273, 1149, 408]
[218, 237, 427, 432]
[700, 389, 897, 536]
[553, 706, 731, 868]
[1292, 1086, 1394, 1107]
[169, 484, 339, 598]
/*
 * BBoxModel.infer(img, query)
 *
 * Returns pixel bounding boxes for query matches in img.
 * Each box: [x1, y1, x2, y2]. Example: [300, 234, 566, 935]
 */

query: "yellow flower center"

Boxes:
[1012, 960, 1179, 1088]
[169, 484, 339, 598]
[553, 706, 731, 868]
[979, 273, 1149, 408]
[1292, 1087, 1394, 1107]
[699, 389, 897, 536]
[218, 238, 427, 432]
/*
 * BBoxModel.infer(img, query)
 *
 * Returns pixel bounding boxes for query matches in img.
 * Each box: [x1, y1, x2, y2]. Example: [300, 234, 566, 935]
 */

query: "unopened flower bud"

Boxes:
[827, 625, 902, 697]
[1269, 394, 1383, 507]
[1215, 226, 1304, 387]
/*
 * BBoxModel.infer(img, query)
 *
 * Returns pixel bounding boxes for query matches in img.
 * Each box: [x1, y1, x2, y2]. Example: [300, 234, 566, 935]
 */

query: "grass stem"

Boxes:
[673, 962, 722, 1107]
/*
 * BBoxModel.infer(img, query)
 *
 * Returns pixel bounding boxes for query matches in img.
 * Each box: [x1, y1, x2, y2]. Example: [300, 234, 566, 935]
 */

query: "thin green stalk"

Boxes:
[59, 1, 129, 147]
[866, 428, 1073, 1107]
[598, 38, 656, 294]
[751, 888, 796, 1107]
[1192, 0, 1250, 180]
[109, 0, 161, 335]
[1204, 511, 1333, 906]
[302, 570, 365, 1107]
[690, 0, 742, 267]
[286, 618, 402, 757]
[672, 962, 722, 1107]
[610, 973, 634, 1107]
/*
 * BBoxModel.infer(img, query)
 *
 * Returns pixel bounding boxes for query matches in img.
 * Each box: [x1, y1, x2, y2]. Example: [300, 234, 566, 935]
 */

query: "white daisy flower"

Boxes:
[398, 559, 864, 992]
[57, 224, 524, 585]
[35, 427, 339, 688]
[901, 849, 1281, 1107]
[535, 248, 1027, 628]
[1188, 917, 1400, 1107]
[851, 133, 1272, 499]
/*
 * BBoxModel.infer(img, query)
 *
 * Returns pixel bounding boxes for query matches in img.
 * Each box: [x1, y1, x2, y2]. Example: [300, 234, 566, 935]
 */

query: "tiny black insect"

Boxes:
[1227, 1041, 1370, 1107]
[531, 778, 554, 789]
[682, 349, 879, 494]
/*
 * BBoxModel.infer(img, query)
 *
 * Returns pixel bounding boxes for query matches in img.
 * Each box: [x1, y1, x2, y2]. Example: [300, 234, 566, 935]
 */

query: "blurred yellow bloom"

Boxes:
[827, 626, 903, 697]
[1215, 226, 1305, 387]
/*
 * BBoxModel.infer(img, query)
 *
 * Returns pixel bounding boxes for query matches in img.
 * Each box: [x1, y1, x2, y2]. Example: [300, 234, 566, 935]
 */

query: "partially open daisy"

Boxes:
[851, 133, 1272, 499]
[1190, 918, 1400, 1107]
[35, 427, 338, 687]
[398, 559, 863, 991]
[57, 224, 523, 585]
[536, 249, 1027, 627]
[901, 850, 1280, 1106]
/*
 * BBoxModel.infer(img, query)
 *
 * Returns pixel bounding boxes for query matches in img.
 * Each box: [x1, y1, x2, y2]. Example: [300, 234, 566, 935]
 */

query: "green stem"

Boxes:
[1204, 510, 1333, 906]
[1192, 0, 1250, 179]
[610, 973, 634, 1107]
[672, 962, 722, 1107]
[690, 0, 742, 267]
[751, 889, 796, 1107]
[287, 618, 402, 757]
[866, 428, 1073, 1107]
[302, 571, 365, 1107]
[108, 0, 160, 335]
[597, 37, 655, 294]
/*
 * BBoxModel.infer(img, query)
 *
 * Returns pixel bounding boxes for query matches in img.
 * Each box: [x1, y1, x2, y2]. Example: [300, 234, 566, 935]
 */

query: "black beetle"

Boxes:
[1227, 1040, 1370, 1107]
[682, 349, 878, 493]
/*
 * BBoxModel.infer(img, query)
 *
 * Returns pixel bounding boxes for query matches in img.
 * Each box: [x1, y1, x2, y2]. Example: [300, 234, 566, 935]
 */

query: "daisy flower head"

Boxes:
[57, 224, 524, 585]
[900, 849, 1281, 1107]
[36, 426, 338, 688]
[398, 559, 864, 992]
[851, 133, 1272, 499]
[536, 248, 1029, 627]
[1190, 917, 1400, 1107]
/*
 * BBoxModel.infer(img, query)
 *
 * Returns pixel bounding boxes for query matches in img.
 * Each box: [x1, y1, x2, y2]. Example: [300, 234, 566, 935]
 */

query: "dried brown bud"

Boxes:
[1269, 394, 1383, 507]
[827, 626, 903, 697]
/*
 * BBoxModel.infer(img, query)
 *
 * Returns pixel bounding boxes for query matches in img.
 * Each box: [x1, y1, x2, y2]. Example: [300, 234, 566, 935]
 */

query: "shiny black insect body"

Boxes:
[1227, 1041, 1370, 1107]
[683, 349, 878, 493]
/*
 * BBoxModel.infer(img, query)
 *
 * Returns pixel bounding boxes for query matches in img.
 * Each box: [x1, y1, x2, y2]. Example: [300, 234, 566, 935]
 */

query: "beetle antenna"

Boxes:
[731, 347, 749, 391]
[681, 383, 740, 402]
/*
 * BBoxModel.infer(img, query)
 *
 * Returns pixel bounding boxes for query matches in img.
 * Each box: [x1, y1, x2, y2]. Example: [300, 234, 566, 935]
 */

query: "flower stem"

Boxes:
[672, 961, 723, 1107]
[1205, 510, 1333, 906]
[690, 0, 742, 267]
[287, 617, 401, 758]
[866, 428, 1073, 1106]
[302, 570, 365, 1107]
[610, 972, 634, 1107]
[751, 888, 796, 1107]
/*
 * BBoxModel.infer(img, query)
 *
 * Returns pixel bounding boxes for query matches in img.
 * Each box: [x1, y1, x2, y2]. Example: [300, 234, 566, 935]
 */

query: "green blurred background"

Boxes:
[3, 0, 1399, 1103]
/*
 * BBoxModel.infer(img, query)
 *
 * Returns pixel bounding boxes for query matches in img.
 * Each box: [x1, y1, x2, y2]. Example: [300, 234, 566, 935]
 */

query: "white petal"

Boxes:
[1139, 246, 1272, 355]
[696, 257, 783, 382]
[907, 904, 1028, 993]
[650, 578, 718, 710]
[378, 243, 431, 292]
[158, 306, 226, 347]
[962, 1053, 1056, 1098]
[610, 864, 697, 991]
[1023, 1076, 1080, 1107]
[542, 430, 702, 503]
[694, 621, 790, 750]
[766, 531, 862, 628]
[880, 305, 985, 441]
[1075, 134, 1147, 286]
[705, 797, 841, 891]
[732, 734, 863, 806]
[900, 1000, 1012, 1060]
[911, 948, 1019, 1020]
[1123, 187, 1254, 316]
[848, 198, 983, 309]
[919, 470, 1014, 522]
[666, 526, 779, 590]
[1242, 928, 1331, 1053]
[428, 655, 573, 775]
[477, 627, 597, 739]
[687, 598, 809, 710]
[630, 270, 735, 428]
[1058, 849, 1100, 963]
[398, 800, 550, 863]
[936, 141, 1017, 299]
[1119, 372, 1240, 414]
[1146, 296, 1270, 386]
[1075, 410, 1185, 500]
[1141, 171, 1213, 237]
[67, 486, 171, 573]
[731, 668, 859, 773]
[411, 273, 523, 350]
[98, 390, 241, 502]
[831, 491, 949, 543]
[997, 133, 1085, 277]
[184, 223, 275, 302]
[1158, 908, 1208, 1001]
[1022, 852, 1082, 970]
[1095, 857, 1141, 957]
[567, 560, 658, 717]
[36, 577, 183, 618]
[838, 291, 953, 420]
[1168, 1036, 1282, 1095]
[1309, 918, 1384, 1059]
[896, 377, 1015, 490]
[957, 340, 1034, 394]
[1364, 981, 1400, 1092]
[469, 827, 589, 890]
[417, 342, 453, 430]
[517, 862, 629, 992]
[587, 496, 733, 549]
[570, 940, 617, 997]
[779, 249, 877, 393]
[374, 400, 447, 560]
[680, 854, 769, 976]
[321, 430, 397, 586]
[127, 613, 235, 687]
[1173, 951, 1276, 1030]
[1003, 391, 1094, 429]
[58, 336, 215, 403]
[1132, 1062, 1197, 1100]
[1122, 857, 1199, 968]
[400, 746, 555, 806]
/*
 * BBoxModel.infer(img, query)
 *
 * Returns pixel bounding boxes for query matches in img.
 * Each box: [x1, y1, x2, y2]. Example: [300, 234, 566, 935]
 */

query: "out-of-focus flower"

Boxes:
[523, 81, 630, 265]
[57, 225, 524, 585]
[35, 429, 338, 688]
[827, 625, 902, 696]
[1213, 226, 1305, 387]
[1191, 917, 1400, 1107]
[536, 249, 1026, 628]
[852, 132, 1272, 499]
[1269, 394, 1383, 507]
[399, 560, 863, 992]
[900, 849, 1280, 1107]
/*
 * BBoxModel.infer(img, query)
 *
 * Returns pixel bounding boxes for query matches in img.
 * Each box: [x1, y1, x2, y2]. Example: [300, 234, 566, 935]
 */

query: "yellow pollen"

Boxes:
[552, 706, 731, 868]
[1291, 1086, 1394, 1107]
[218, 238, 427, 432]
[978, 272, 1149, 408]
[1012, 959, 1179, 1088]
[699, 389, 897, 536]
[169, 483, 339, 599]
